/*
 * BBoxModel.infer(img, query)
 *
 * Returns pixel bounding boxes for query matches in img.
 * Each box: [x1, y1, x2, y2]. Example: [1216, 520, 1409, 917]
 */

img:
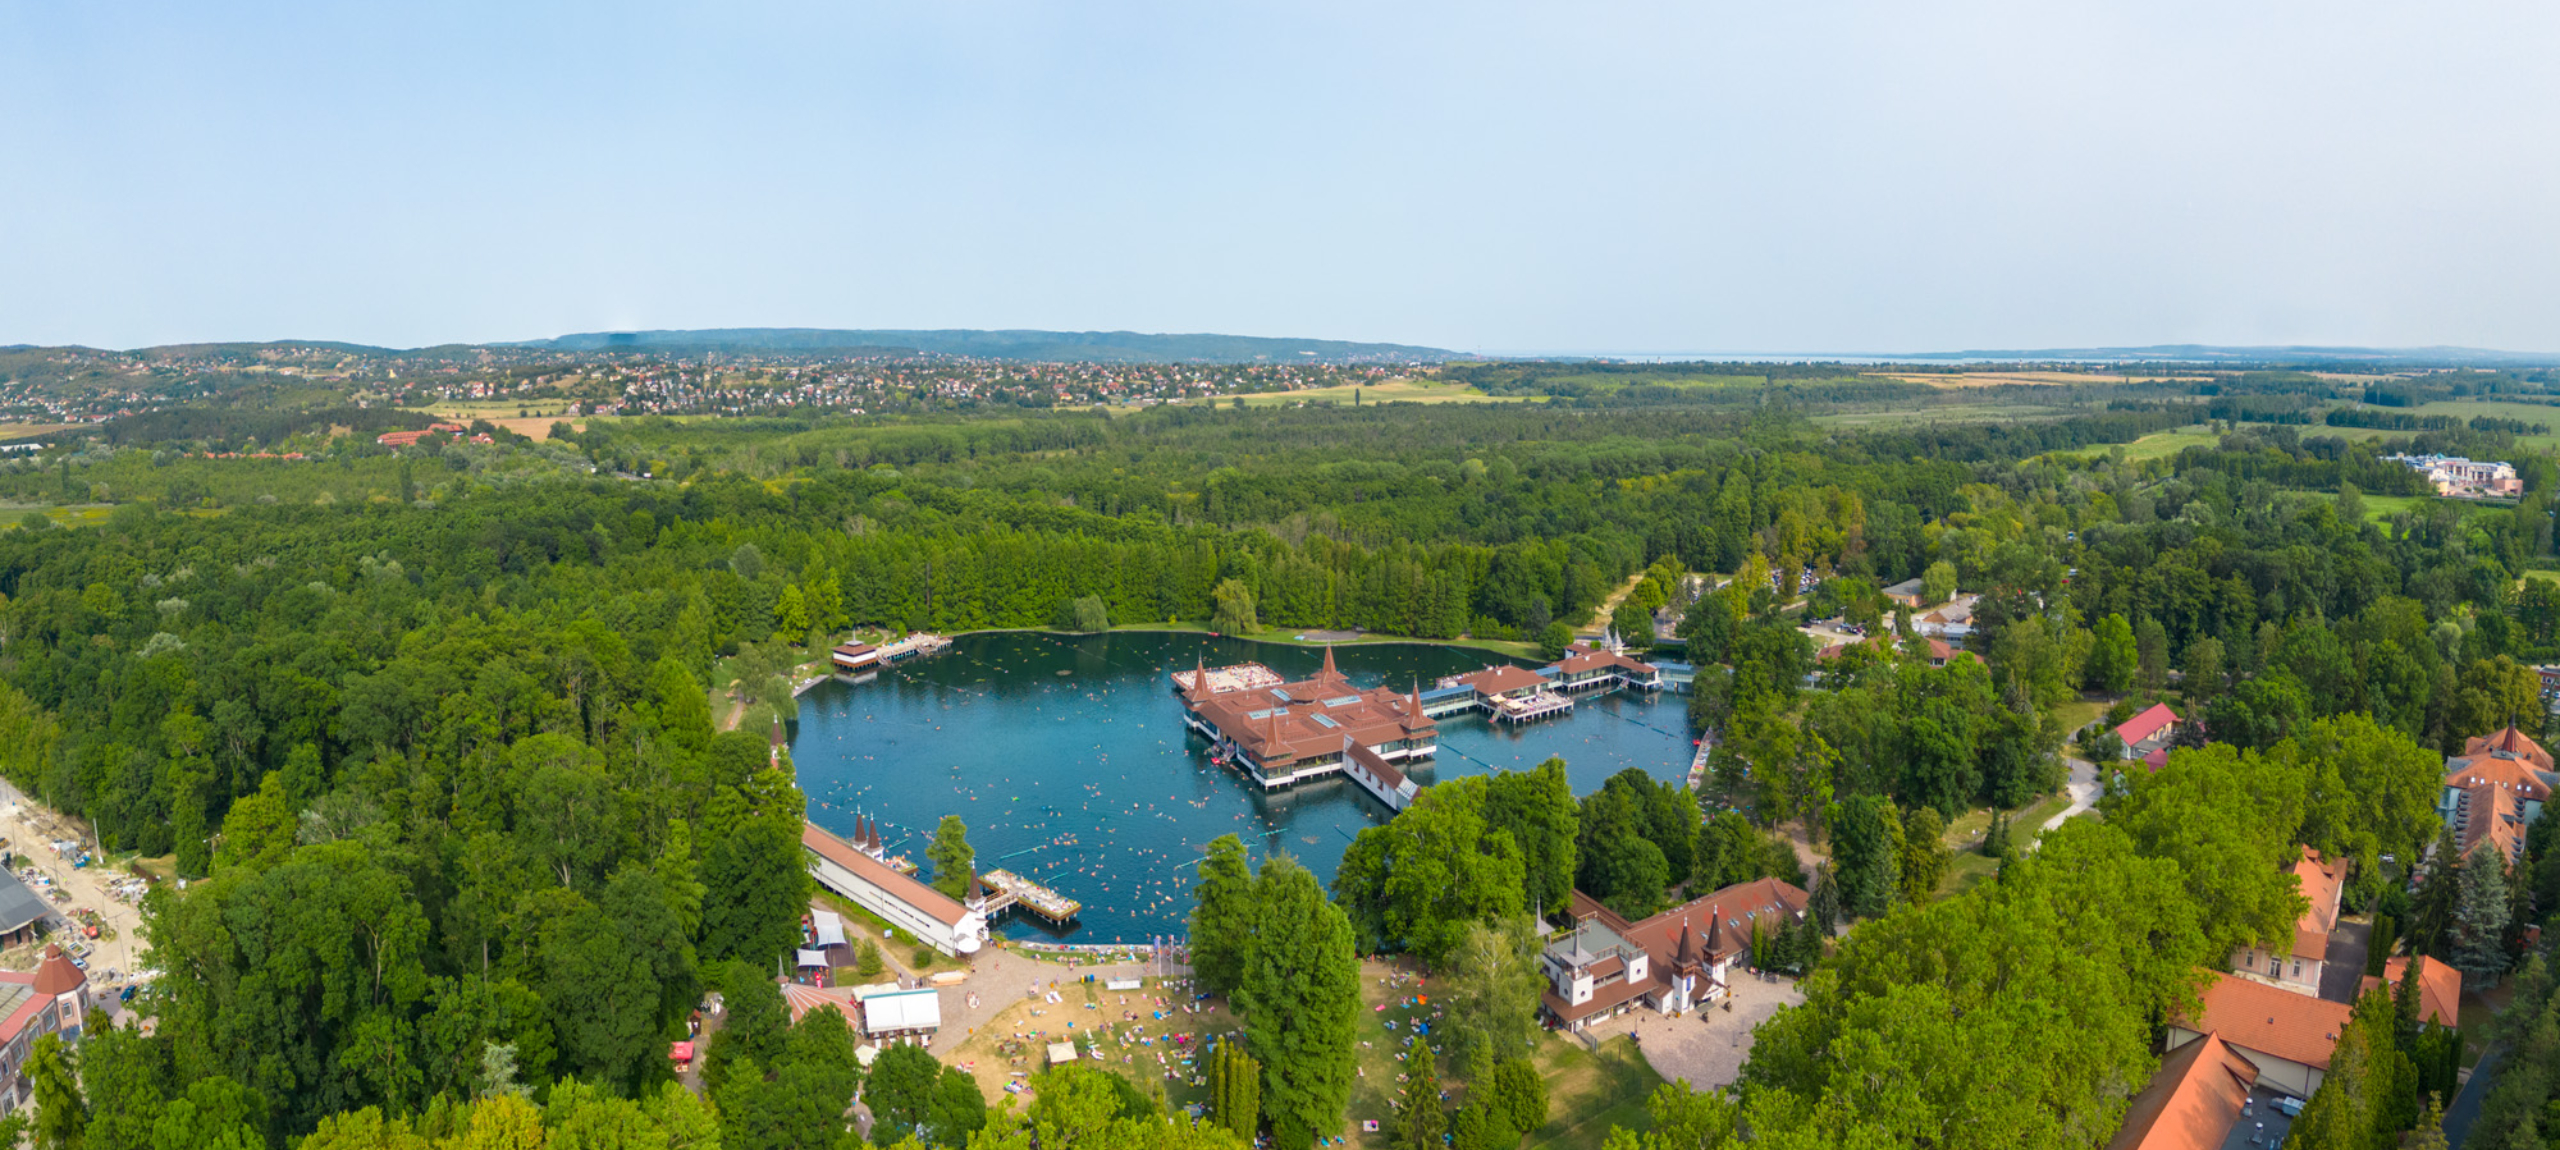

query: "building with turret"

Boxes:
[0, 944, 89, 1116]
[801, 820, 990, 957]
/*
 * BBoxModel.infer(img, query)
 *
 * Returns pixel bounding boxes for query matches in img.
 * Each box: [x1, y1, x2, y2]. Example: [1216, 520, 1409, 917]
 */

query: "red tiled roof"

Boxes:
[780, 981, 864, 1025]
[2141, 747, 2170, 771]
[2180, 974, 2353, 1069]
[2461, 725, 2554, 774]
[2106, 1032, 2259, 1150]
[2115, 703, 2180, 747]
[802, 822, 967, 926]
[2444, 752, 2554, 804]
[2358, 956, 2462, 1029]
[31, 944, 81, 997]
[1555, 650, 1656, 675]
[1188, 676, 1434, 767]
[1461, 665, 1551, 695]
[2290, 850, 2346, 963]
[2453, 783, 2528, 863]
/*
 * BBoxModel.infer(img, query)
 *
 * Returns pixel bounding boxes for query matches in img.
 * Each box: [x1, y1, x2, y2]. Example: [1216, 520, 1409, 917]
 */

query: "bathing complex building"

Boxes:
[1174, 644, 1666, 811]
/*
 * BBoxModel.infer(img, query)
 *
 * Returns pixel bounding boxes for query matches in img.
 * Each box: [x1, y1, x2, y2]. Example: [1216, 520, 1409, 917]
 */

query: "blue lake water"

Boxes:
[791, 630, 1690, 944]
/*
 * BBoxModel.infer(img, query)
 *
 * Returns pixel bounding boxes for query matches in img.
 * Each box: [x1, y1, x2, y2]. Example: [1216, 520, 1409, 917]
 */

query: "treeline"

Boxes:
[2326, 407, 2551, 435]
[95, 404, 443, 450]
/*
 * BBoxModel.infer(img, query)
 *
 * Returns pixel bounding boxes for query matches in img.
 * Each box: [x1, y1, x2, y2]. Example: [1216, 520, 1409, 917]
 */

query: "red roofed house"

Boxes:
[1539, 878, 1809, 1032]
[2105, 1032, 2261, 1150]
[2359, 956, 2462, 1029]
[2440, 726, 2553, 868]
[0, 945, 90, 1116]
[2228, 848, 2347, 997]
[2166, 975, 2355, 1099]
[2113, 703, 2181, 760]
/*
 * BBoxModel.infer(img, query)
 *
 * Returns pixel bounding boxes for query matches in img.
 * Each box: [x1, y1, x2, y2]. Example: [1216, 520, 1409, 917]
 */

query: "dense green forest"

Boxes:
[0, 396, 2556, 1148]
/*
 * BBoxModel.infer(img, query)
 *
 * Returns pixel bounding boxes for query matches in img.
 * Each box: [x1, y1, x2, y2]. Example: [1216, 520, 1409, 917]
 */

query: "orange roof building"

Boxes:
[2229, 848, 2348, 998]
[2358, 956, 2462, 1029]
[1183, 647, 1438, 790]
[1540, 878, 1810, 1031]
[2441, 732, 2553, 867]
[2460, 725, 2554, 773]
[2166, 974, 2354, 1100]
[2106, 1033, 2261, 1150]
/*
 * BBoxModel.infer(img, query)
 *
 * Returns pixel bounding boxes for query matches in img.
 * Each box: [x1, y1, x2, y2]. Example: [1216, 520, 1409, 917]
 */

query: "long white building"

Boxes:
[801, 820, 989, 957]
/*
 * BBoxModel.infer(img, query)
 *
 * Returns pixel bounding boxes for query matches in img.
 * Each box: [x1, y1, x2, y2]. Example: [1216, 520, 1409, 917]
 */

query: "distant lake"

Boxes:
[791, 630, 1690, 944]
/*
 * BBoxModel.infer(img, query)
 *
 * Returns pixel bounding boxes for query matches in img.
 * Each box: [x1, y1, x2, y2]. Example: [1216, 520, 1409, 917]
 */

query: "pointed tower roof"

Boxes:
[1673, 922, 1699, 969]
[853, 814, 869, 848]
[32, 943, 82, 996]
[1320, 644, 1339, 680]
[1700, 904, 1727, 958]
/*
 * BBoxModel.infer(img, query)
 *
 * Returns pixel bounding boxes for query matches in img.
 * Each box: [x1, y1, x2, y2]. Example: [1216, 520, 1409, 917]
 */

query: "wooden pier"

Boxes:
[980, 868, 1082, 924]
[1171, 662, 1285, 695]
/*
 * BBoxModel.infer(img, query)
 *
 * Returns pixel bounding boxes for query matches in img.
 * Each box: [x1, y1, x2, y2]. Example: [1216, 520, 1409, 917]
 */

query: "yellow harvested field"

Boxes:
[0, 423, 74, 442]
[1868, 371, 2206, 388]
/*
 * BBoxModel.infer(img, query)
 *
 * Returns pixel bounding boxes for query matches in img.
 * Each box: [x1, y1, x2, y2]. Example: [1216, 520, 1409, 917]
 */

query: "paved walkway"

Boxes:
[1614, 971, 1805, 1091]
[2317, 920, 2372, 1004]
[2043, 755, 2100, 832]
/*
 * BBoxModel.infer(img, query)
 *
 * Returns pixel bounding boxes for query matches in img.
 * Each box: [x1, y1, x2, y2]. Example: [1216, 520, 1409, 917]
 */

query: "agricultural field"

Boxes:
[1226, 378, 1534, 407]
[1810, 402, 2084, 429]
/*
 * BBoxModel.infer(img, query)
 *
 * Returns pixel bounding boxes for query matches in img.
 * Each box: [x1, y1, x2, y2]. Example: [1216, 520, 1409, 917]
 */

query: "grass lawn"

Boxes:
[2457, 982, 2516, 1069]
[1521, 1036, 1664, 1150]
[2113, 427, 2221, 461]
[2050, 697, 2108, 739]
[1934, 787, 2076, 899]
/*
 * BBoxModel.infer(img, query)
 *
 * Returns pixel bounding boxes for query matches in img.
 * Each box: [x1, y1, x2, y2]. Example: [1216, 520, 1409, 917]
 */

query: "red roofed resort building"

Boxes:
[1538, 879, 1809, 1032]
[1181, 647, 1439, 802]
[2440, 725, 2553, 867]
[0, 945, 90, 1116]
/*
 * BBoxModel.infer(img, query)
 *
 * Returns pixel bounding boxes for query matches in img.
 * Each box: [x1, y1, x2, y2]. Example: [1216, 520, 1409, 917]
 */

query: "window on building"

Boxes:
[2270, 957, 2282, 976]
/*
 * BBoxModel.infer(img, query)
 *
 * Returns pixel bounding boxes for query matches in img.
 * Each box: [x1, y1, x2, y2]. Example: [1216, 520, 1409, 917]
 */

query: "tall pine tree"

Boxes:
[1190, 834, 1257, 997]
[2450, 849, 2513, 984]
[1239, 855, 1361, 1150]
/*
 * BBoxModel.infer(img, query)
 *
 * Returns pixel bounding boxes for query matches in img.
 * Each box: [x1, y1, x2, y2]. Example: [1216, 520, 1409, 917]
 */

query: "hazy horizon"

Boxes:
[6, 1, 2557, 354]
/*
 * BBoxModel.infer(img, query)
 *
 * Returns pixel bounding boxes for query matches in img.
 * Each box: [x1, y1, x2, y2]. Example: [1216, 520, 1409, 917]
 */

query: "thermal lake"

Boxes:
[791, 630, 1691, 944]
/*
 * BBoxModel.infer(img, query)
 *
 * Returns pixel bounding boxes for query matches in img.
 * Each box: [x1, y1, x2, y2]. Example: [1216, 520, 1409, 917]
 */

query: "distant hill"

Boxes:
[505, 328, 1453, 363]
[1899, 344, 2560, 368]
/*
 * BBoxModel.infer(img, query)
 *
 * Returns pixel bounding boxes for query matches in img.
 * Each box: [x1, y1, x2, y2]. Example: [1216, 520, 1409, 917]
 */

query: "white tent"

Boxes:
[1047, 1041, 1080, 1066]
[795, 949, 830, 968]
[860, 988, 942, 1035]
[1103, 978, 1143, 991]
[811, 911, 847, 948]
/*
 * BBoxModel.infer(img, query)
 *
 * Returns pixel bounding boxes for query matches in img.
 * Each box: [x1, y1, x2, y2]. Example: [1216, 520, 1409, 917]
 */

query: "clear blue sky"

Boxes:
[5, 1, 2557, 354]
